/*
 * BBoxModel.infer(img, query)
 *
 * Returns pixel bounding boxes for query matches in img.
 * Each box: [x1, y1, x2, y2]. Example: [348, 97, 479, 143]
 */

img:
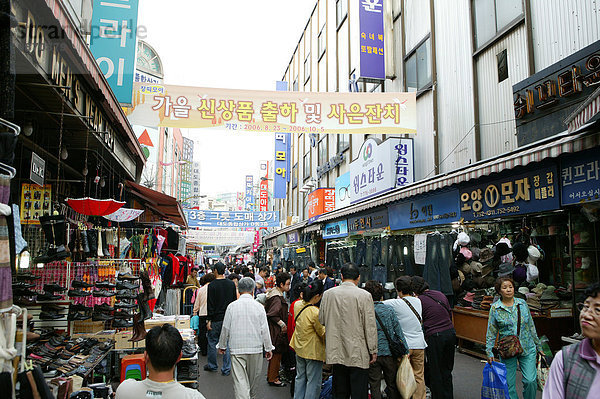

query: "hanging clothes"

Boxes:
[164, 288, 181, 316]
[0, 174, 11, 312]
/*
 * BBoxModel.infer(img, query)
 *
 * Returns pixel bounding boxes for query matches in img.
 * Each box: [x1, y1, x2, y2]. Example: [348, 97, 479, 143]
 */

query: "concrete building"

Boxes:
[180, 137, 194, 206]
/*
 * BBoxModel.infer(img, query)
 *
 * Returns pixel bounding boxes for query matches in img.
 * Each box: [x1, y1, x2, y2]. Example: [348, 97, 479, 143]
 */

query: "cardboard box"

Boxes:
[94, 330, 116, 342]
[71, 321, 105, 334]
[176, 318, 190, 329]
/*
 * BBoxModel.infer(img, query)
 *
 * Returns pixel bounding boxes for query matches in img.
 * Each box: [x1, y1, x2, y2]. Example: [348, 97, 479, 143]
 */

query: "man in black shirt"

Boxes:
[205, 262, 237, 375]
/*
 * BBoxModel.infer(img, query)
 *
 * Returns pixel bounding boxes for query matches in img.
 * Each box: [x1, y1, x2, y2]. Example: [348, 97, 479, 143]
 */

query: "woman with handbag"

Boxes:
[364, 280, 408, 399]
[265, 272, 292, 387]
[290, 280, 325, 399]
[486, 276, 544, 399]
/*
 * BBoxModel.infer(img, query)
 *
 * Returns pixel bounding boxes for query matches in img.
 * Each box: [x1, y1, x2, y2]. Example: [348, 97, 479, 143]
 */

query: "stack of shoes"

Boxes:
[182, 341, 198, 359]
[68, 304, 92, 321]
[471, 290, 487, 310]
[92, 279, 116, 298]
[13, 273, 41, 305]
[36, 284, 67, 302]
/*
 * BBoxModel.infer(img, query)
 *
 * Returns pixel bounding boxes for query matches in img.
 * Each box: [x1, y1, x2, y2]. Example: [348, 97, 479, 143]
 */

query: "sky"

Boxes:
[137, 0, 317, 195]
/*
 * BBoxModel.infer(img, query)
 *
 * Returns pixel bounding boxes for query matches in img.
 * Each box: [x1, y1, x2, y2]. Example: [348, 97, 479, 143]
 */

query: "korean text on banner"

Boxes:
[89, 0, 139, 105]
[185, 210, 279, 229]
[274, 133, 291, 199]
[125, 83, 416, 134]
[245, 175, 254, 211]
[359, 0, 385, 80]
[259, 162, 269, 211]
[560, 149, 600, 205]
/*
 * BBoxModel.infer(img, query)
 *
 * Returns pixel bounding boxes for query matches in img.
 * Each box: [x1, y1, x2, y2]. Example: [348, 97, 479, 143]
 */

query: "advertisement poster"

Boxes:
[21, 183, 52, 225]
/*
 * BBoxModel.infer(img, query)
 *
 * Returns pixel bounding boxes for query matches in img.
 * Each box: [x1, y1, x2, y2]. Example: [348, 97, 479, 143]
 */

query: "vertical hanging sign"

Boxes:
[259, 161, 269, 211]
[358, 0, 385, 80]
[245, 175, 254, 211]
[274, 81, 290, 199]
[90, 0, 140, 105]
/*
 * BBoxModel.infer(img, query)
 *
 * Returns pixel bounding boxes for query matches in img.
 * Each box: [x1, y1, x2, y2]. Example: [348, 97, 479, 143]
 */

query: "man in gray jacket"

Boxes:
[319, 263, 378, 398]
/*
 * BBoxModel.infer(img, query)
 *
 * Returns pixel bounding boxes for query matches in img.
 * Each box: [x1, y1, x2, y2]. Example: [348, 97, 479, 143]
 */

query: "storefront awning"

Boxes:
[316, 125, 600, 224]
[567, 86, 600, 132]
[264, 220, 307, 241]
[125, 181, 188, 228]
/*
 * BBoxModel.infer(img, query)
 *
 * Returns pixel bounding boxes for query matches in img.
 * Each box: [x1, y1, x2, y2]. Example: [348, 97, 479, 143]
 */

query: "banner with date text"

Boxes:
[124, 82, 416, 134]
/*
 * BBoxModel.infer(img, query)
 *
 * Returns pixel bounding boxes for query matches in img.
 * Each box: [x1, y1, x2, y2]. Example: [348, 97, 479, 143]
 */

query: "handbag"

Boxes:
[375, 311, 406, 358]
[493, 304, 524, 359]
[536, 353, 549, 391]
[397, 354, 417, 399]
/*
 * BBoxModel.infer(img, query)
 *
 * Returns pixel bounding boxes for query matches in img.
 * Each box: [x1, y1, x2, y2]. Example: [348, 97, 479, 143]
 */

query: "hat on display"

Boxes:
[497, 237, 512, 248]
[471, 247, 481, 261]
[513, 242, 529, 263]
[526, 263, 539, 282]
[460, 247, 473, 261]
[527, 245, 541, 264]
[453, 232, 471, 251]
[518, 286, 530, 295]
[480, 263, 494, 278]
[540, 286, 559, 301]
[513, 264, 527, 283]
[470, 261, 483, 274]
[470, 232, 482, 245]
[459, 262, 472, 274]
[532, 283, 547, 295]
[479, 248, 494, 263]
[498, 262, 515, 277]
[495, 242, 512, 257]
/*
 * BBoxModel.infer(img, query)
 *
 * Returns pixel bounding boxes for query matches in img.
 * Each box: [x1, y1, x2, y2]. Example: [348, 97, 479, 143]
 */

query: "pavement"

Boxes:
[195, 350, 543, 398]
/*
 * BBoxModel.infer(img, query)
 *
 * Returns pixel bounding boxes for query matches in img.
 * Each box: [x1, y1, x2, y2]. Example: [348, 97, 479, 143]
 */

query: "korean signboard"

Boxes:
[259, 161, 269, 211]
[30, 152, 45, 187]
[89, 0, 140, 105]
[323, 220, 349, 239]
[185, 210, 279, 228]
[459, 164, 560, 221]
[389, 189, 460, 230]
[348, 209, 389, 233]
[185, 229, 255, 246]
[350, 138, 414, 204]
[335, 172, 351, 209]
[561, 149, 600, 205]
[513, 40, 600, 145]
[125, 83, 416, 134]
[308, 188, 336, 223]
[358, 0, 385, 80]
[245, 175, 254, 211]
[274, 133, 291, 198]
[287, 231, 300, 244]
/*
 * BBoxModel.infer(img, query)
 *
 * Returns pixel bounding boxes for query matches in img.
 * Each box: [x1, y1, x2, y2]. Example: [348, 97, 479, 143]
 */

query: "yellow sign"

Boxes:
[296, 247, 307, 254]
[124, 83, 417, 135]
[20, 183, 52, 225]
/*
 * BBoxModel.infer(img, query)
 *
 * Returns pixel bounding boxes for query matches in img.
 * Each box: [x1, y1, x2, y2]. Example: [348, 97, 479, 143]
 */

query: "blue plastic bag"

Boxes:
[319, 376, 333, 399]
[481, 361, 511, 399]
[190, 315, 200, 330]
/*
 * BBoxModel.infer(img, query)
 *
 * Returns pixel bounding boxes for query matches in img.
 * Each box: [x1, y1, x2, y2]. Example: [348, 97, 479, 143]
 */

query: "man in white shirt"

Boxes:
[116, 324, 206, 399]
[384, 276, 427, 399]
[218, 277, 274, 399]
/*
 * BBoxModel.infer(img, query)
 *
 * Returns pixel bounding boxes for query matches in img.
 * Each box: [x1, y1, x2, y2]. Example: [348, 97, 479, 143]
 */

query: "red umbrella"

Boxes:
[66, 197, 126, 216]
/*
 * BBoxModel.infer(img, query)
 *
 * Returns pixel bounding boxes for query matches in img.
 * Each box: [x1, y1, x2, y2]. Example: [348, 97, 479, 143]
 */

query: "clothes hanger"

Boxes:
[0, 161, 16, 179]
[0, 118, 20, 137]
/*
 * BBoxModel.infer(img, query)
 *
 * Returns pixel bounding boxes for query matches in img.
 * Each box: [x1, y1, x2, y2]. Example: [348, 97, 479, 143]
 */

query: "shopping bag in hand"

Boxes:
[481, 361, 510, 399]
[397, 354, 417, 399]
[537, 354, 550, 391]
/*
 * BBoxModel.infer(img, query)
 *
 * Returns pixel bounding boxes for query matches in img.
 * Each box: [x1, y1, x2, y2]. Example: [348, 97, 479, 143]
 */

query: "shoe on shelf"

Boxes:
[68, 290, 91, 298]
[117, 273, 139, 281]
[112, 319, 133, 328]
[16, 272, 41, 281]
[43, 283, 67, 292]
[92, 313, 113, 322]
[14, 288, 38, 297]
[71, 280, 93, 289]
[114, 311, 133, 319]
[12, 282, 36, 289]
[39, 311, 65, 320]
[115, 290, 137, 300]
[92, 290, 116, 298]
[37, 292, 62, 301]
[116, 281, 139, 290]
[94, 303, 114, 312]
[95, 280, 116, 289]
[68, 312, 91, 321]
[114, 301, 137, 309]
[69, 304, 90, 312]
[14, 297, 36, 306]
[42, 304, 66, 312]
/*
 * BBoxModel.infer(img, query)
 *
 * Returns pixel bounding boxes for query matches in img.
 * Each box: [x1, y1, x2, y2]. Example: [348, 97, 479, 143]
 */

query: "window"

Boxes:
[318, 137, 328, 166]
[303, 153, 311, 181]
[336, 0, 347, 28]
[304, 55, 310, 84]
[337, 134, 350, 153]
[405, 37, 431, 92]
[497, 49, 508, 82]
[473, 0, 524, 49]
[292, 163, 298, 188]
[318, 25, 326, 59]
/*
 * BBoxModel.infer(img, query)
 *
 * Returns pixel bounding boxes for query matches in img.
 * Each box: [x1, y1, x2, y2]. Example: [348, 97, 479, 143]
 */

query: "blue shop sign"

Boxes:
[460, 164, 560, 221]
[348, 209, 389, 233]
[389, 189, 460, 230]
[560, 149, 600, 205]
[323, 220, 348, 239]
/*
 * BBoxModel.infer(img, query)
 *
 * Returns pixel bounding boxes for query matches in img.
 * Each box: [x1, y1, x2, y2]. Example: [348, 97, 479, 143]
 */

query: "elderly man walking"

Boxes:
[319, 263, 378, 398]
[217, 277, 274, 399]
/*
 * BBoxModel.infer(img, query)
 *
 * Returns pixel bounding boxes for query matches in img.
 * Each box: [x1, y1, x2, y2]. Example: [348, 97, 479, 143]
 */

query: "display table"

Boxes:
[452, 307, 574, 358]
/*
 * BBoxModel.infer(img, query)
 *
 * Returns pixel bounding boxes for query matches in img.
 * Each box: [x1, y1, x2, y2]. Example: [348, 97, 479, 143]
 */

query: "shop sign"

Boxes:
[296, 247, 307, 254]
[323, 220, 349, 239]
[335, 172, 351, 209]
[348, 208, 389, 232]
[560, 149, 600, 205]
[20, 183, 51, 225]
[185, 210, 279, 228]
[245, 175, 254, 211]
[317, 153, 345, 180]
[287, 231, 300, 244]
[259, 161, 269, 211]
[308, 188, 336, 223]
[274, 133, 291, 198]
[459, 164, 560, 221]
[350, 138, 414, 204]
[388, 189, 460, 230]
[513, 40, 600, 145]
[253, 230, 260, 252]
[185, 230, 255, 246]
[29, 152, 45, 187]
[358, 0, 385, 80]
[89, 0, 140, 105]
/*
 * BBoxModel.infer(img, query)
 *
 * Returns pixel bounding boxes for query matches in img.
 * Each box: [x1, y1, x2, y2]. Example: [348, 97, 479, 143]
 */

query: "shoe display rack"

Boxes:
[175, 339, 199, 389]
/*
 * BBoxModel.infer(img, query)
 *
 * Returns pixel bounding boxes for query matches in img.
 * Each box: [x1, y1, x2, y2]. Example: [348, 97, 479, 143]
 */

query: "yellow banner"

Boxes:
[124, 83, 416, 134]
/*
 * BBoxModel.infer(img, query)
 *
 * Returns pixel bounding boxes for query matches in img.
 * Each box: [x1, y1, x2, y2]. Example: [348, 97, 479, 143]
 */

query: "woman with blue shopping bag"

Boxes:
[486, 277, 544, 399]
